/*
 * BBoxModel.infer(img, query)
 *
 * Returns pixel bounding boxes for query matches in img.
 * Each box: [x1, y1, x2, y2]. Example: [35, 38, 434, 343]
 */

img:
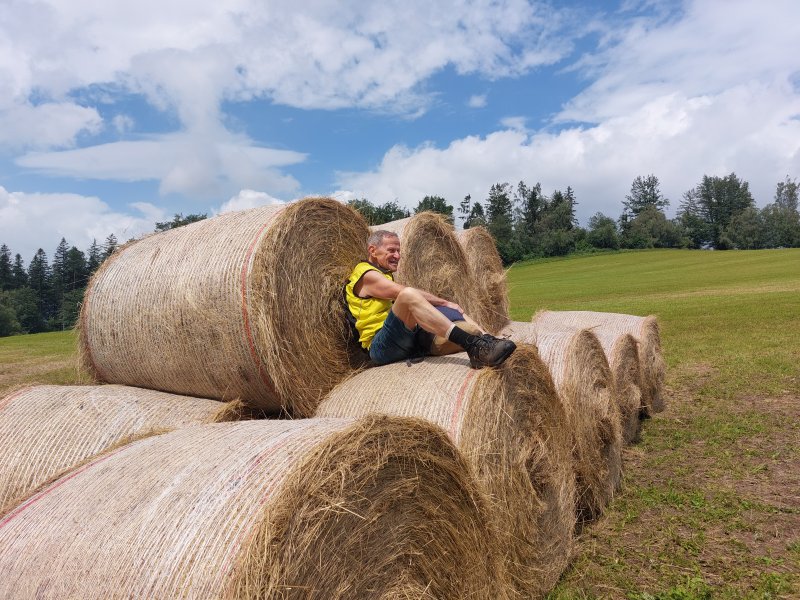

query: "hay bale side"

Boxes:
[532, 310, 666, 414]
[79, 197, 369, 416]
[316, 346, 575, 599]
[590, 331, 644, 444]
[375, 212, 483, 324]
[456, 226, 510, 333]
[517, 319, 644, 445]
[502, 322, 623, 524]
[0, 385, 223, 515]
[0, 417, 508, 599]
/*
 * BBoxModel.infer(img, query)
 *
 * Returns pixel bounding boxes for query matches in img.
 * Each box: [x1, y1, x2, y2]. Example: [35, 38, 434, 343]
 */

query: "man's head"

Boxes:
[367, 230, 400, 272]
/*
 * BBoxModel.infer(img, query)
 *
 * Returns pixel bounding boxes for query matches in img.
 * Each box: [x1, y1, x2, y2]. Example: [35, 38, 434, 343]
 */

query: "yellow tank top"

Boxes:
[345, 261, 394, 349]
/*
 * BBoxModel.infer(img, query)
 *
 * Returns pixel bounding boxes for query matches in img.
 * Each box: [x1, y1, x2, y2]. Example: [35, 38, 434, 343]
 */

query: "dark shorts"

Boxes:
[369, 310, 418, 366]
[368, 307, 465, 366]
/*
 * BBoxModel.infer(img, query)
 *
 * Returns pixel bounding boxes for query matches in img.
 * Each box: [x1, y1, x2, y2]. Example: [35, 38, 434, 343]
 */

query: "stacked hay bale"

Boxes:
[316, 345, 575, 598]
[527, 316, 645, 444]
[374, 212, 483, 325]
[0, 417, 509, 599]
[79, 197, 369, 416]
[502, 322, 623, 525]
[0, 384, 226, 514]
[532, 310, 666, 415]
[456, 226, 510, 333]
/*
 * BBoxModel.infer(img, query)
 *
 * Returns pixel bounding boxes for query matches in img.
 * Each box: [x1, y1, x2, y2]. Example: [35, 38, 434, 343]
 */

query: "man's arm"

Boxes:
[358, 270, 463, 313]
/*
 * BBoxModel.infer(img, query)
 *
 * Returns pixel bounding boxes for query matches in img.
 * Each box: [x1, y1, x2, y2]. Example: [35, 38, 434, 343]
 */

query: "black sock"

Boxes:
[447, 325, 481, 349]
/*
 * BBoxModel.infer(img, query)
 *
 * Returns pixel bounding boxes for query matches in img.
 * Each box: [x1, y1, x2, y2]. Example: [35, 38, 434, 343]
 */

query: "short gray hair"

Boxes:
[367, 230, 399, 249]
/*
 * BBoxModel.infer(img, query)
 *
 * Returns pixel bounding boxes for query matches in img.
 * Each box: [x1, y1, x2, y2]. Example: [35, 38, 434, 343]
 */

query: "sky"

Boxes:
[1, 0, 799, 261]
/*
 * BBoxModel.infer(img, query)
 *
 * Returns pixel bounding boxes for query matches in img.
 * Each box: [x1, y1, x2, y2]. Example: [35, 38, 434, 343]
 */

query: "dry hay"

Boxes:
[375, 212, 483, 325]
[0, 417, 509, 599]
[316, 345, 575, 598]
[523, 318, 644, 445]
[456, 226, 510, 333]
[79, 197, 369, 416]
[0, 384, 224, 515]
[501, 322, 623, 525]
[531, 310, 666, 415]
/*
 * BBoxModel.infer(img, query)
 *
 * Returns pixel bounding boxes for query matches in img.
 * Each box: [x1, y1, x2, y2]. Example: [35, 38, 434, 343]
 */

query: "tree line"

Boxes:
[0, 213, 206, 336]
[349, 174, 800, 264]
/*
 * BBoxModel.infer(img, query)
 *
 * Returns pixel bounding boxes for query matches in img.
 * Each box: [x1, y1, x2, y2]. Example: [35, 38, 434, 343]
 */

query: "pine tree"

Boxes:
[87, 239, 103, 275]
[103, 234, 118, 260]
[0, 244, 12, 291]
[11, 254, 27, 288]
[64, 247, 87, 292]
[623, 175, 669, 220]
[27, 249, 52, 325]
[458, 195, 472, 228]
[51, 238, 69, 316]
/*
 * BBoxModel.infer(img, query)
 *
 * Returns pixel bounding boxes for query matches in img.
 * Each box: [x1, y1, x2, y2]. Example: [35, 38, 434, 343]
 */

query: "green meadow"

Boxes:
[508, 248, 799, 599]
[1, 248, 798, 598]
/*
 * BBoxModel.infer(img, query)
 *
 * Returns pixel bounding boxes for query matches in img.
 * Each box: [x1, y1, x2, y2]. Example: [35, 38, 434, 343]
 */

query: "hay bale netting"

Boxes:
[532, 310, 666, 415]
[456, 226, 510, 333]
[521, 319, 644, 445]
[502, 322, 623, 524]
[0, 417, 510, 599]
[0, 384, 226, 514]
[374, 212, 482, 323]
[316, 346, 575, 598]
[79, 197, 369, 416]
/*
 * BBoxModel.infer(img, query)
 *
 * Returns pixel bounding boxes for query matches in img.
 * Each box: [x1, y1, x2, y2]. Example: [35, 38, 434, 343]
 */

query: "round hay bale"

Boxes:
[456, 226, 510, 333]
[316, 346, 575, 599]
[532, 310, 666, 415]
[0, 417, 509, 599]
[501, 322, 623, 525]
[79, 197, 369, 416]
[520, 319, 644, 445]
[374, 212, 482, 324]
[0, 384, 223, 514]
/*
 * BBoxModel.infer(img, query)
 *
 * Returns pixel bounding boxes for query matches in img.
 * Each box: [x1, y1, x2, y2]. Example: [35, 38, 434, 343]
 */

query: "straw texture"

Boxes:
[0, 417, 508, 599]
[532, 310, 666, 415]
[0, 384, 223, 514]
[502, 322, 623, 524]
[79, 197, 369, 416]
[316, 346, 575, 599]
[457, 226, 510, 333]
[523, 319, 644, 445]
[375, 212, 482, 324]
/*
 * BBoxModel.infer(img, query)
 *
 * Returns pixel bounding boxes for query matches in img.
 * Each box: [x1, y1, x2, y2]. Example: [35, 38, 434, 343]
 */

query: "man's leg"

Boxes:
[392, 287, 515, 368]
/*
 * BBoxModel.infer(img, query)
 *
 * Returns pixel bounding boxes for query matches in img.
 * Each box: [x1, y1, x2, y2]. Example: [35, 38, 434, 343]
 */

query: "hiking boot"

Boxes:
[465, 334, 516, 369]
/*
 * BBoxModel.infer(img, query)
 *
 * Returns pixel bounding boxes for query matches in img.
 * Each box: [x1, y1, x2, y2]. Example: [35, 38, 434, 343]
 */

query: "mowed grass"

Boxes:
[1, 249, 798, 598]
[0, 329, 91, 396]
[507, 248, 799, 599]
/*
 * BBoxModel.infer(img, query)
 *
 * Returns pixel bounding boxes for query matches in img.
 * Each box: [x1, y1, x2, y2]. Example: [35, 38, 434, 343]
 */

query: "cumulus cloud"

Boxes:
[337, 0, 800, 222]
[0, 186, 163, 261]
[217, 189, 286, 214]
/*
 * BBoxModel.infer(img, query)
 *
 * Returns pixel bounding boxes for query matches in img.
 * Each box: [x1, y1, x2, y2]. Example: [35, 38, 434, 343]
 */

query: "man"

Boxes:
[345, 229, 516, 368]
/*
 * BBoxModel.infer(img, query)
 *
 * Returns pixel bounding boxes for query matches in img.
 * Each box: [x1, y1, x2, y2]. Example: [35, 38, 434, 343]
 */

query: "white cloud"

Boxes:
[112, 115, 135, 134]
[0, 102, 102, 150]
[0, 186, 162, 261]
[217, 189, 286, 214]
[16, 132, 306, 200]
[467, 94, 488, 108]
[499, 116, 528, 131]
[337, 0, 800, 223]
[337, 82, 800, 223]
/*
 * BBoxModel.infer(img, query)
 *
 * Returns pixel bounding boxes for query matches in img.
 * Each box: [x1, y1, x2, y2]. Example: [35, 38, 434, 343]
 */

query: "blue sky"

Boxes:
[1, 0, 799, 261]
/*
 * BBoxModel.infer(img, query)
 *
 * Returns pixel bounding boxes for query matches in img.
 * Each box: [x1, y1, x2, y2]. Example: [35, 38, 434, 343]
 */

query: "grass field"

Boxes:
[1, 248, 798, 598]
[508, 248, 800, 599]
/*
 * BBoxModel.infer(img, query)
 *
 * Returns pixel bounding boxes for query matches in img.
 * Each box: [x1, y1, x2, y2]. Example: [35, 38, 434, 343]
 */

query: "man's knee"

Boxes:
[395, 287, 424, 307]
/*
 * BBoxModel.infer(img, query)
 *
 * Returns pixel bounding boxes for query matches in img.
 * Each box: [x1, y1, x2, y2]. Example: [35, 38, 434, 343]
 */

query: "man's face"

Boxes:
[369, 235, 401, 272]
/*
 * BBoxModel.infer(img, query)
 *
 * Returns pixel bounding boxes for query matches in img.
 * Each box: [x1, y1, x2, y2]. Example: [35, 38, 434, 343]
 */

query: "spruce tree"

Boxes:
[11, 254, 27, 288]
[0, 244, 12, 291]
